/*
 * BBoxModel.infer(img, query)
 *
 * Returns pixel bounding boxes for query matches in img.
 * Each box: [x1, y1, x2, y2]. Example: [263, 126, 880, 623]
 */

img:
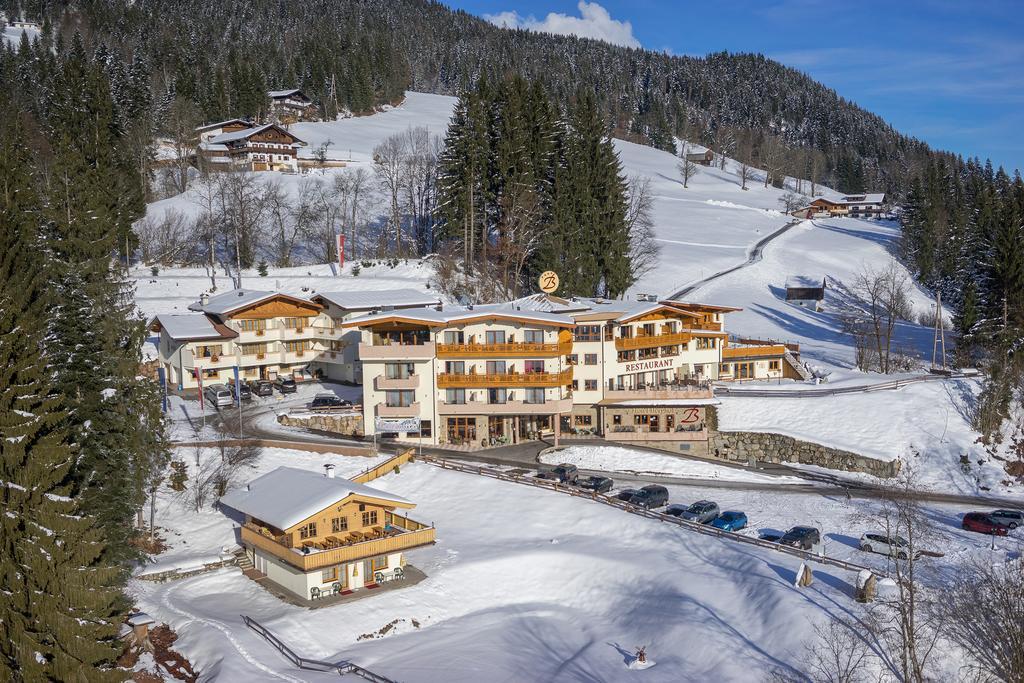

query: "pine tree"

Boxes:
[0, 111, 124, 682]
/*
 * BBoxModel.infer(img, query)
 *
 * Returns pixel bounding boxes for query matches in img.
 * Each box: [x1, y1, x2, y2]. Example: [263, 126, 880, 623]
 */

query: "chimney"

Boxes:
[200, 292, 210, 306]
[324, 464, 335, 479]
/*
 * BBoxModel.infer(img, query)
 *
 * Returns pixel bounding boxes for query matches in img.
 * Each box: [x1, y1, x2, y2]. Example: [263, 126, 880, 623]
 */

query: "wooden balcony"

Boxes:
[375, 375, 420, 390]
[358, 342, 435, 361]
[439, 397, 573, 415]
[437, 368, 572, 388]
[603, 382, 713, 402]
[240, 522, 435, 572]
[722, 344, 787, 359]
[436, 341, 571, 358]
[377, 403, 420, 418]
[615, 331, 691, 351]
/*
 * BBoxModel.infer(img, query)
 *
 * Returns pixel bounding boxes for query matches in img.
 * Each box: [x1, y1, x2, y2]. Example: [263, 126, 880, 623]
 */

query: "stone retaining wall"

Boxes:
[278, 412, 363, 437]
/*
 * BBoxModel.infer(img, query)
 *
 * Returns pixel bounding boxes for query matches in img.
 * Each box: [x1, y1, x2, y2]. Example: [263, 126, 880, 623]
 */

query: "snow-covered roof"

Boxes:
[150, 314, 236, 341]
[503, 293, 592, 314]
[785, 276, 826, 290]
[345, 303, 576, 328]
[195, 118, 252, 133]
[840, 193, 885, 204]
[188, 289, 319, 316]
[198, 142, 229, 152]
[314, 288, 441, 312]
[268, 88, 302, 99]
[220, 466, 413, 530]
[208, 123, 305, 146]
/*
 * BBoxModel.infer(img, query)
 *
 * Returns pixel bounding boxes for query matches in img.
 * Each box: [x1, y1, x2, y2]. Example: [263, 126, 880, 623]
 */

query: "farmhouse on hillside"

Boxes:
[685, 148, 714, 166]
[794, 193, 887, 219]
[267, 88, 318, 123]
[785, 276, 827, 311]
[198, 123, 306, 172]
[194, 118, 254, 143]
[221, 465, 435, 602]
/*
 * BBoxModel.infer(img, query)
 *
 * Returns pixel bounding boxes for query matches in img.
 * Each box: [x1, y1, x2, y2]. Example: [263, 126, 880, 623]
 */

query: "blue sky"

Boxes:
[447, 0, 1024, 173]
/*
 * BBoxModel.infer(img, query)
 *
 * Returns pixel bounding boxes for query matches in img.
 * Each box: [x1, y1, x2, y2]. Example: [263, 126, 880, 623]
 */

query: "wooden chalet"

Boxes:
[267, 88, 318, 123]
[199, 123, 306, 172]
[686, 148, 714, 166]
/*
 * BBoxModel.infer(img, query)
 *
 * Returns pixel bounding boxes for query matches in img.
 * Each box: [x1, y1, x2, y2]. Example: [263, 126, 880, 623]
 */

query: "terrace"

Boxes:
[241, 512, 436, 572]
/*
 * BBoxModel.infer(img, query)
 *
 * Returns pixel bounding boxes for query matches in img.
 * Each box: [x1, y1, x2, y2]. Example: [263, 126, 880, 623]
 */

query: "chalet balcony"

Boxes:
[603, 380, 713, 402]
[436, 368, 572, 388]
[376, 403, 421, 418]
[604, 425, 709, 442]
[240, 516, 435, 572]
[436, 341, 572, 358]
[375, 375, 420, 390]
[615, 330, 692, 351]
[438, 397, 572, 415]
[358, 342, 435, 361]
[722, 344, 788, 360]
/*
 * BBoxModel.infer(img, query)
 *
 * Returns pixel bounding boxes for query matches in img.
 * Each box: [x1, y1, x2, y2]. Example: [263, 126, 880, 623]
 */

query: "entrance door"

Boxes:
[254, 552, 267, 574]
[363, 560, 374, 585]
[447, 417, 476, 445]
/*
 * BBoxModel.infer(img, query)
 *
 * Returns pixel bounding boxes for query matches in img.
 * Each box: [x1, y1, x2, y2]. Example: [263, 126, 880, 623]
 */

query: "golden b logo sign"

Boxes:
[539, 271, 559, 294]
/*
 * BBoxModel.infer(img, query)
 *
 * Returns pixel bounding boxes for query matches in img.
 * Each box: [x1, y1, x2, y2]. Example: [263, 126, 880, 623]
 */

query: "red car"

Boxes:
[962, 512, 1009, 536]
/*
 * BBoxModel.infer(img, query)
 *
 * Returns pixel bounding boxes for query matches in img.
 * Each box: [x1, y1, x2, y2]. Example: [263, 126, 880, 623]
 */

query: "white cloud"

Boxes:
[484, 1, 641, 49]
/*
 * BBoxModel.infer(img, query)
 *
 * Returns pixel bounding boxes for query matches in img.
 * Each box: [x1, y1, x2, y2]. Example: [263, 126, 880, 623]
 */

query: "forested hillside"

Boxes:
[11, 0, 941, 195]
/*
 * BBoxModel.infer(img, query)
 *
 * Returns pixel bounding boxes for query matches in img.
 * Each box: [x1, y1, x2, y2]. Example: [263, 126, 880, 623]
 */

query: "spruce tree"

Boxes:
[0, 113, 124, 682]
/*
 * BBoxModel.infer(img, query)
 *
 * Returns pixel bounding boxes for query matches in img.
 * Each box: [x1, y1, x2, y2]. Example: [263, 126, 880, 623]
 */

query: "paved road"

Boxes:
[670, 217, 803, 299]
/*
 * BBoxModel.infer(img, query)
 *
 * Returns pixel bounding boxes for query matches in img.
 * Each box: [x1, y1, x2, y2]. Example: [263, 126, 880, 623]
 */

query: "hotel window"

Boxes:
[638, 348, 658, 360]
[566, 354, 578, 365]
[612, 414, 622, 425]
[195, 344, 223, 358]
[524, 388, 546, 405]
[419, 420, 432, 437]
[485, 330, 506, 344]
[617, 350, 636, 362]
[200, 368, 219, 379]
[385, 390, 415, 407]
[284, 340, 310, 353]
[574, 325, 600, 342]
[769, 360, 780, 371]
[720, 363, 731, 374]
[361, 510, 378, 527]
[445, 360, 465, 375]
[584, 354, 598, 365]
[240, 343, 267, 356]
[372, 556, 388, 571]
[486, 360, 507, 375]
[321, 566, 338, 583]
[571, 380, 579, 391]
[585, 379, 598, 391]
[443, 331, 464, 344]
[523, 329, 544, 344]
[385, 362, 414, 379]
[487, 388, 508, 404]
[331, 516, 348, 533]
[696, 337, 715, 350]
[237, 319, 266, 332]
[524, 360, 545, 374]
[283, 317, 310, 329]
[446, 388, 466, 405]
[575, 414, 592, 426]
[298, 522, 317, 539]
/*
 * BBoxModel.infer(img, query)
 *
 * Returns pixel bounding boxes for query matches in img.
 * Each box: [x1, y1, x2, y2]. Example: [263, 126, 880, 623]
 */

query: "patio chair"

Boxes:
[310, 586, 321, 600]
[393, 566, 405, 580]
[331, 582, 342, 595]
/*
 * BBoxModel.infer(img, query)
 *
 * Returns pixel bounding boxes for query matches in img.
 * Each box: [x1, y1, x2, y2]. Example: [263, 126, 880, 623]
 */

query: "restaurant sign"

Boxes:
[623, 358, 675, 373]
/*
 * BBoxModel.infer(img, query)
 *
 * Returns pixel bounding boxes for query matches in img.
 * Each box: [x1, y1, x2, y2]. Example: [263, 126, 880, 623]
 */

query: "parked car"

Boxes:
[273, 376, 297, 394]
[203, 383, 234, 408]
[859, 532, 909, 559]
[250, 379, 274, 397]
[577, 475, 613, 493]
[962, 512, 1009, 536]
[309, 393, 352, 410]
[676, 500, 720, 524]
[230, 381, 252, 401]
[628, 485, 669, 509]
[535, 470, 560, 481]
[551, 464, 579, 484]
[711, 511, 748, 532]
[779, 526, 821, 550]
[663, 504, 689, 518]
[989, 509, 1023, 529]
[614, 488, 639, 502]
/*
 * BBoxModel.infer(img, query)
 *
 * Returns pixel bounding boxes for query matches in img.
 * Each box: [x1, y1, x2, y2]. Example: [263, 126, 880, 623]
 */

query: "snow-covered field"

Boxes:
[132, 446, 1021, 681]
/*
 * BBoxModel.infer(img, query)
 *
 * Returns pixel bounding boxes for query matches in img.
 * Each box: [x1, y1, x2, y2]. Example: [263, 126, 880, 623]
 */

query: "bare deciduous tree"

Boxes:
[738, 160, 754, 190]
[802, 619, 876, 683]
[166, 97, 202, 195]
[135, 209, 194, 265]
[939, 557, 1024, 682]
[625, 175, 660, 286]
[373, 132, 408, 256]
[778, 191, 806, 214]
[841, 261, 914, 373]
[678, 144, 699, 189]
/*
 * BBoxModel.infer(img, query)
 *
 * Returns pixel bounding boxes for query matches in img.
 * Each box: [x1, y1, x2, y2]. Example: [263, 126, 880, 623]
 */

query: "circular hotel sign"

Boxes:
[539, 271, 560, 294]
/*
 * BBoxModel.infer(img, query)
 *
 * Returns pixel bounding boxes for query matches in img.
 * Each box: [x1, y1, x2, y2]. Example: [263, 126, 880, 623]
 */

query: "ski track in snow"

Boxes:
[160, 572, 305, 683]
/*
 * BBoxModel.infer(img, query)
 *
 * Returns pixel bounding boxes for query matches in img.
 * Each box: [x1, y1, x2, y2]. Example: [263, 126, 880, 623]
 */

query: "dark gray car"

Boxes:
[990, 509, 1023, 529]
[250, 379, 274, 397]
[629, 485, 669, 509]
[274, 376, 297, 394]
[551, 464, 579, 484]
[779, 526, 821, 550]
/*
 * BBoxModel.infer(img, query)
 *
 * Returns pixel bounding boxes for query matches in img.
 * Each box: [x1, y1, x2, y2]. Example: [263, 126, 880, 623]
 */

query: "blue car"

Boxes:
[711, 511, 747, 532]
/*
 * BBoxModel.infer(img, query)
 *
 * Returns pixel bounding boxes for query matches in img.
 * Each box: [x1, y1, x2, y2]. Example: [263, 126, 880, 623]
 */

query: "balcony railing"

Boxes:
[615, 330, 692, 351]
[437, 368, 572, 388]
[241, 522, 435, 572]
[436, 341, 571, 358]
[722, 344, 788, 359]
[358, 342, 435, 360]
[604, 380, 713, 401]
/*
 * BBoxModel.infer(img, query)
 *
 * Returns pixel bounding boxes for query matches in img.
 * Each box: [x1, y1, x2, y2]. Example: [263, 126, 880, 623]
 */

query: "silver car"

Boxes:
[676, 500, 720, 524]
[859, 532, 909, 559]
[203, 383, 234, 408]
[989, 510, 1023, 529]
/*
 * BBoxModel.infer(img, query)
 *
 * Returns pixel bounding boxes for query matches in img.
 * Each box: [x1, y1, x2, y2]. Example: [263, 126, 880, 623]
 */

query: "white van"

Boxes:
[204, 383, 235, 408]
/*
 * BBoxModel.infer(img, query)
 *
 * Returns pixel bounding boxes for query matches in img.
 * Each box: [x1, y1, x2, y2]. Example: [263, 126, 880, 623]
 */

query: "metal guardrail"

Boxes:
[714, 370, 979, 398]
[418, 455, 879, 576]
[242, 615, 396, 682]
